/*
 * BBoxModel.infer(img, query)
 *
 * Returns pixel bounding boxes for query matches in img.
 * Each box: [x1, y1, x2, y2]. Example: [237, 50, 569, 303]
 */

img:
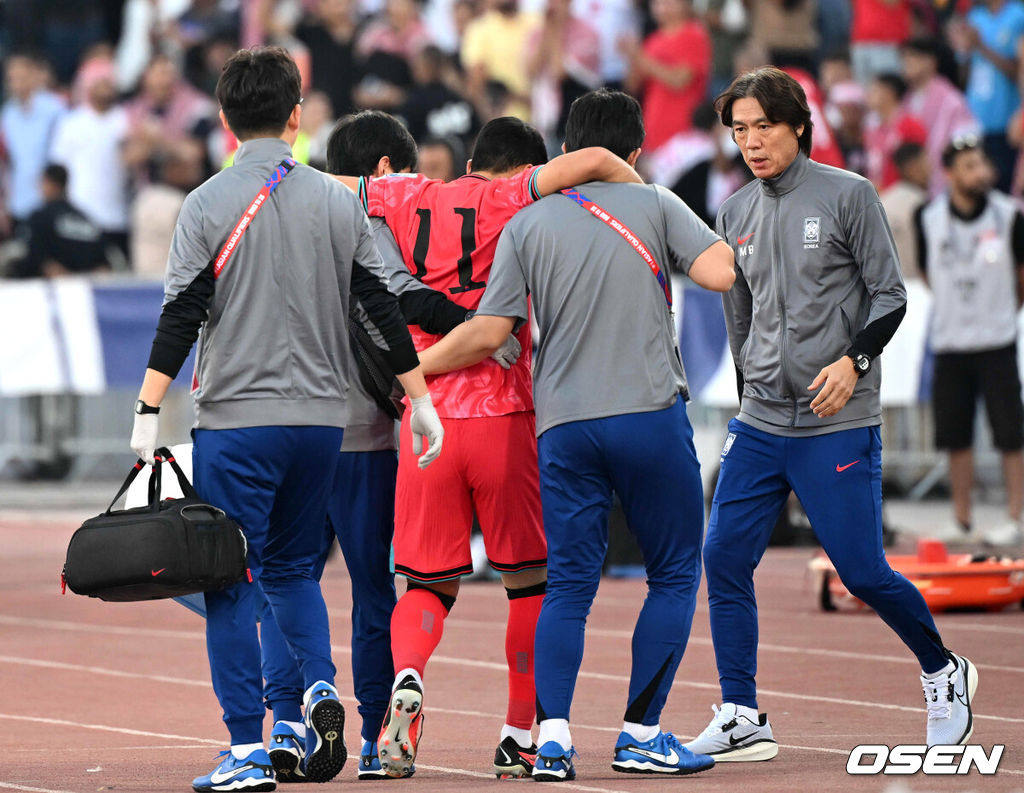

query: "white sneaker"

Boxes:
[922, 652, 978, 746]
[682, 703, 778, 762]
[983, 521, 1023, 547]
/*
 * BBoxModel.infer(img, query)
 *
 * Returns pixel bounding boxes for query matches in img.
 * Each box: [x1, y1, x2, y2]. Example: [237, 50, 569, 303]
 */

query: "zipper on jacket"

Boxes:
[771, 197, 798, 426]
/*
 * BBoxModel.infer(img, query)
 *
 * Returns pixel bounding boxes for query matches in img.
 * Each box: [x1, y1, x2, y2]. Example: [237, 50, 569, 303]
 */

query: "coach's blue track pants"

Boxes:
[705, 418, 949, 709]
[193, 425, 343, 745]
[534, 396, 704, 726]
[261, 449, 399, 741]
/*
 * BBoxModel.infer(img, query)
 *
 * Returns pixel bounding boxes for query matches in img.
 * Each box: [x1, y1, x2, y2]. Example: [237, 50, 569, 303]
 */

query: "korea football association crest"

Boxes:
[803, 216, 821, 249]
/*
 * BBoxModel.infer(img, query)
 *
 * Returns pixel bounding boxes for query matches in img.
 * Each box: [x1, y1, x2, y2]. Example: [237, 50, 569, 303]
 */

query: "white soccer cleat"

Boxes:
[922, 652, 978, 746]
[683, 703, 778, 762]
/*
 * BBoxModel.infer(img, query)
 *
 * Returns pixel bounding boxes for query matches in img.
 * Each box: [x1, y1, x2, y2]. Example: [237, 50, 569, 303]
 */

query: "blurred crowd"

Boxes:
[0, 0, 1022, 280]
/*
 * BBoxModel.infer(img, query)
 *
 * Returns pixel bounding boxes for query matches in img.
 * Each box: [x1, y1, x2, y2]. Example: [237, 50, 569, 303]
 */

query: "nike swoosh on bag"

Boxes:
[150, 568, 166, 576]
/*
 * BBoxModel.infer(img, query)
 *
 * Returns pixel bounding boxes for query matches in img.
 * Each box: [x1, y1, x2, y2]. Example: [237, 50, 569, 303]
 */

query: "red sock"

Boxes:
[390, 587, 450, 679]
[505, 591, 544, 729]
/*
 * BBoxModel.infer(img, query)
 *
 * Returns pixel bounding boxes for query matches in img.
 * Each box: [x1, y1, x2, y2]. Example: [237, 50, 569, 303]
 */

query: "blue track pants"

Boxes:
[534, 397, 704, 726]
[705, 418, 949, 709]
[193, 425, 342, 744]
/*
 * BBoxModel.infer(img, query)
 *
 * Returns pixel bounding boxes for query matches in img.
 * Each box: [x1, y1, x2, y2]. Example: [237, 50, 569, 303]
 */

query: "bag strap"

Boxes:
[213, 158, 297, 280]
[154, 447, 199, 499]
[104, 459, 149, 514]
[104, 448, 198, 514]
[560, 188, 672, 309]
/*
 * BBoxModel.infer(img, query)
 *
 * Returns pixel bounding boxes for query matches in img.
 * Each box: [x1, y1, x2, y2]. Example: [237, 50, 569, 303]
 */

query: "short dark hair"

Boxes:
[893, 141, 925, 170]
[564, 88, 644, 161]
[716, 66, 813, 155]
[941, 133, 983, 168]
[469, 117, 547, 173]
[42, 163, 67, 190]
[874, 72, 908, 100]
[421, 136, 466, 171]
[901, 36, 939, 58]
[325, 111, 418, 176]
[215, 46, 301, 139]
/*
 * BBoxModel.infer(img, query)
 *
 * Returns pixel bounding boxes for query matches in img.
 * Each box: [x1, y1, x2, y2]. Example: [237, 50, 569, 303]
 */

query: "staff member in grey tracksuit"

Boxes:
[683, 67, 978, 762]
[127, 47, 444, 792]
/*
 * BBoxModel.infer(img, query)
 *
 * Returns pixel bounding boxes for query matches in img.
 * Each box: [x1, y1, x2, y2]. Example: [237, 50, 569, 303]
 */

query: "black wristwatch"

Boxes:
[847, 352, 872, 378]
[134, 399, 160, 415]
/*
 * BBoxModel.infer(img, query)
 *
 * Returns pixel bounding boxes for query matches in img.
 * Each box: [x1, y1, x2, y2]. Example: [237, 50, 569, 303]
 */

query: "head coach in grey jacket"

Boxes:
[684, 67, 978, 762]
[127, 47, 443, 790]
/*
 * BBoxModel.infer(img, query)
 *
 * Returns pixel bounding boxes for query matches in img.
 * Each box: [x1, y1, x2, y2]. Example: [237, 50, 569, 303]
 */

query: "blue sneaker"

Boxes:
[192, 749, 275, 792]
[303, 680, 347, 782]
[358, 739, 416, 780]
[612, 731, 714, 775]
[532, 741, 576, 782]
[268, 722, 305, 783]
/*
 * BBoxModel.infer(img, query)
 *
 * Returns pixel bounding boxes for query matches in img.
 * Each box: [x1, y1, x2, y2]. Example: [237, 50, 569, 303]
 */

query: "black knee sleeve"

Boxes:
[407, 579, 457, 613]
[506, 581, 547, 600]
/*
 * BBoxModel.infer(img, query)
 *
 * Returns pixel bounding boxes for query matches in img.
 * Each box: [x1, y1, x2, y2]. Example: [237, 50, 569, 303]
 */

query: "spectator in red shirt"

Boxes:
[864, 72, 928, 189]
[621, 0, 710, 153]
[850, 0, 912, 83]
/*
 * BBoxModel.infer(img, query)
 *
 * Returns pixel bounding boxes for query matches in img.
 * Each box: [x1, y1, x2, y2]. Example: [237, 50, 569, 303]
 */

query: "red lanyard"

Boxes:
[213, 158, 297, 279]
[560, 187, 672, 308]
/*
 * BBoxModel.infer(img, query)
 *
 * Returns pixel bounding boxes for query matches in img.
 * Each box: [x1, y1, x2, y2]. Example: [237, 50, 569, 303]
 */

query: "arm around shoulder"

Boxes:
[535, 147, 643, 196]
[688, 240, 735, 292]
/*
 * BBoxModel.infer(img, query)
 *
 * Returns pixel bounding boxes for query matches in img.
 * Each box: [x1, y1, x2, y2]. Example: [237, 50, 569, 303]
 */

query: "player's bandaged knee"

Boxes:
[506, 581, 547, 600]
[407, 580, 457, 613]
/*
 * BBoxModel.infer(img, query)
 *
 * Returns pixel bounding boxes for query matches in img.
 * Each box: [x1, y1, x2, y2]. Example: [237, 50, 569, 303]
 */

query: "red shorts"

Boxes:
[394, 411, 546, 583]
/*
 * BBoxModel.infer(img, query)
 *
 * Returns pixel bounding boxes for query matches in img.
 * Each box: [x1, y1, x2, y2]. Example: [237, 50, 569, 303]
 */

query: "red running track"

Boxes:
[2, 511, 1022, 793]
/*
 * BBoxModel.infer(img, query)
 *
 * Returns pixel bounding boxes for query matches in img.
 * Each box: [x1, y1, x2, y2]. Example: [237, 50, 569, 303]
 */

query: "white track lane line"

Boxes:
[0, 783, 78, 793]
[430, 616, 1024, 675]
[2, 658, 1022, 775]
[0, 714, 220, 744]
[3, 614, 1022, 726]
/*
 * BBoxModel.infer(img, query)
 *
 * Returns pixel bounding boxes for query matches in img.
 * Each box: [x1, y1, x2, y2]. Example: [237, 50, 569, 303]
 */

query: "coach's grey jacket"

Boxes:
[147, 137, 418, 431]
[716, 153, 907, 436]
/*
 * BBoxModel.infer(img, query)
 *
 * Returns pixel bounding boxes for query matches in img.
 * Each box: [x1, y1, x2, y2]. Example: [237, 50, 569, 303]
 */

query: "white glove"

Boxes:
[408, 393, 444, 469]
[130, 413, 158, 464]
[490, 333, 522, 369]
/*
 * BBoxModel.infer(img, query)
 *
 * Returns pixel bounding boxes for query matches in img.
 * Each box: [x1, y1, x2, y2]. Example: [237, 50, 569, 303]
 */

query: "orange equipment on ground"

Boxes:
[810, 539, 1024, 613]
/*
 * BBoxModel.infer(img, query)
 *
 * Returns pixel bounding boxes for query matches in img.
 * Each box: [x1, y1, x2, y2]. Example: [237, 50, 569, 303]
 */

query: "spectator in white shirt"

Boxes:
[50, 55, 131, 260]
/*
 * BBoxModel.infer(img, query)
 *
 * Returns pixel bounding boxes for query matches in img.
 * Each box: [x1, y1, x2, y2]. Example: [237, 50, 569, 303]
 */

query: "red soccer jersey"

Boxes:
[360, 168, 541, 418]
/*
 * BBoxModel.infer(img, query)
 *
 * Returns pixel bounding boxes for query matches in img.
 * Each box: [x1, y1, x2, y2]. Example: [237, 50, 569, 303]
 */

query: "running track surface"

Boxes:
[3, 511, 1022, 793]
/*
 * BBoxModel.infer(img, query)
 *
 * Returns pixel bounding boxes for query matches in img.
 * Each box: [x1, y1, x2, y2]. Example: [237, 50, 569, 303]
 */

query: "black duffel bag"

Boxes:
[62, 447, 248, 602]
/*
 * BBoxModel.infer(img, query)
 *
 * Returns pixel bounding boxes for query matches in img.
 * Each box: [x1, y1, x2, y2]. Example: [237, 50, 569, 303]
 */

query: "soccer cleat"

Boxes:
[378, 676, 424, 778]
[683, 703, 778, 762]
[303, 680, 347, 782]
[268, 722, 305, 783]
[358, 739, 415, 780]
[192, 749, 276, 792]
[531, 741, 576, 782]
[493, 735, 537, 778]
[922, 652, 978, 746]
[612, 730, 714, 775]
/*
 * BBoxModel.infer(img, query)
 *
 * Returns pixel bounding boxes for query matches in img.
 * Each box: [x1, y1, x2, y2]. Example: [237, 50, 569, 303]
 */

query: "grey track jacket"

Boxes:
[147, 137, 418, 431]
[717, 153, 907, 436]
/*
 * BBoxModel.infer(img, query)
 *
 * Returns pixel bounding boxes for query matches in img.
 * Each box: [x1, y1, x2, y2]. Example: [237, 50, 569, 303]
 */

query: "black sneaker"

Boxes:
[493, 735, 537, 779]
